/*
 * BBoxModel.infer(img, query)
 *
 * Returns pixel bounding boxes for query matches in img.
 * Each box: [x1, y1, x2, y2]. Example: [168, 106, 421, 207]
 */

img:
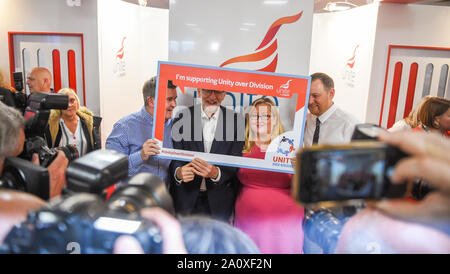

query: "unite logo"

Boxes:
[113, 37, 127, 77]
[277, 79, 292, 97]
[273, 136, 295, 167]
[342, 44, 359, 88]
[346, 44, 359, 69]
[219, 11, 303, 72]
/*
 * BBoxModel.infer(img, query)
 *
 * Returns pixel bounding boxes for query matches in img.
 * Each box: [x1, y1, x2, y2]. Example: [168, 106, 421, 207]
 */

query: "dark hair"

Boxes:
[143, 78, 177, 106]
[417, 97, 450, 129]
[168, 80, 177, 90]
[311, 72, 334, 90]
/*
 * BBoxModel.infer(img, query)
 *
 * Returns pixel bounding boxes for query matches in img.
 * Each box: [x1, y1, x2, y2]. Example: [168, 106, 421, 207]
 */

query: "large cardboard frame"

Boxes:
[153, 62, 310, 173]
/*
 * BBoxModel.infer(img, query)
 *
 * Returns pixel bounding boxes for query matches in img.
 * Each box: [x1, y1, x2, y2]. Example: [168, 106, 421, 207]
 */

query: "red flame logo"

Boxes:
[219, 11, 303, 72]
[346, 45, 359, 69]
[116, 37, 127, 59]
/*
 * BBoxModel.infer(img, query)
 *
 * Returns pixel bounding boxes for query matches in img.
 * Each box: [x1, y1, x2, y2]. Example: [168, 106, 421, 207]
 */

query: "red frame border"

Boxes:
[8, 31, 87, 106]
[379, 45, 450, 126]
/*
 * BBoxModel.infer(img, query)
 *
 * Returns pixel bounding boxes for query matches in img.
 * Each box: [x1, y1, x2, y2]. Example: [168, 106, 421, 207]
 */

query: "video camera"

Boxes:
[0, 172, 174, 254]
[0, 149, 128, 200]
[293, 123, 410, 208]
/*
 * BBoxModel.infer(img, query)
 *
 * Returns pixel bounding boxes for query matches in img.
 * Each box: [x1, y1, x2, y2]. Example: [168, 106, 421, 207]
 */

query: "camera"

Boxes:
[0, 173, 174, 254]
[0, 149, 128, 200]
[293, 124, 410, 208]
[0, 157, 50, 200]
[24, 136, 79, 168]
[303, 208, 347, 254]
[19, 92, 78, 167]
[13, 72, 24, 92]
[0, 86, 27, 114]
[23, 92, 68, 138]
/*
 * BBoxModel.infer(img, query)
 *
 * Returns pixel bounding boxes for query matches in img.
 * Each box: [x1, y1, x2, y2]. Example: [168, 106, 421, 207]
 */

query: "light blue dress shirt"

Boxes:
[106, 106, 173, 181]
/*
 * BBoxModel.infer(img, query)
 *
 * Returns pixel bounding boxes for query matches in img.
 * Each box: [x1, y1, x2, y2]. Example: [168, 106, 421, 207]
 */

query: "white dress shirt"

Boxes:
[303, 103, 360, 147]
[174, 105, 222, 189]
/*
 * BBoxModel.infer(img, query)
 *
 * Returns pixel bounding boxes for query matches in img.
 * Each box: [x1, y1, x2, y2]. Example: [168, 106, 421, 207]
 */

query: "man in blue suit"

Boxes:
[169, 88, 244, 222]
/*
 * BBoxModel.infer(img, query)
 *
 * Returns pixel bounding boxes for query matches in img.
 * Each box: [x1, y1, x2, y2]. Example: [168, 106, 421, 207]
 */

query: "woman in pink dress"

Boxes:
[234, 98, 304, 254]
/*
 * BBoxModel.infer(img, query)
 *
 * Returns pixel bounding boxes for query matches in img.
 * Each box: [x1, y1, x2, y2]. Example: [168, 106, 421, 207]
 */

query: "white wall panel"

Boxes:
[97, 0, 169, 146]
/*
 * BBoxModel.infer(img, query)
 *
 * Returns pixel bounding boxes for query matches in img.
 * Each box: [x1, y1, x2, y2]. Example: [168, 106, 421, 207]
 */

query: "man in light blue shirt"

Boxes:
[106, 77, 177, 181]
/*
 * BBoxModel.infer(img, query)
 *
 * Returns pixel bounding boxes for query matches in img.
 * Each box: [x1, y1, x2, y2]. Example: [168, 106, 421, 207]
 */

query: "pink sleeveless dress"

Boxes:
[234, 145, 304, 254]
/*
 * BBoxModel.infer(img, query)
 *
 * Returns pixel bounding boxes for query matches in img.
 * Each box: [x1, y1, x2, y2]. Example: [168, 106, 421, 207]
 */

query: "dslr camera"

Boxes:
[20, 92, 80, 167]
[0, 149, 128, 200]
[293, 124, 410, 208]
[0, 172, 174, 254]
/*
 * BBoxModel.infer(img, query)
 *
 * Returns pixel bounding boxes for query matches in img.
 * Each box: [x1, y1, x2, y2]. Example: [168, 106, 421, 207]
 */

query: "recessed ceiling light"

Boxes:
[324, 2, 358, 12]
[138, 0, 148, 7]
[263, 0, 288, 5]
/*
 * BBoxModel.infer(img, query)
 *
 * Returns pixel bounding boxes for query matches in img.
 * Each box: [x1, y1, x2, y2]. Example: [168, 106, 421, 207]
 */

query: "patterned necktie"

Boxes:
[313, 118, 321, 144]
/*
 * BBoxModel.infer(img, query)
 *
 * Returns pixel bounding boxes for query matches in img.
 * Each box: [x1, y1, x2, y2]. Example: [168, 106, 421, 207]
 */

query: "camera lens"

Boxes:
[107, 173, 174, 215]
[56, 144, 79, 162]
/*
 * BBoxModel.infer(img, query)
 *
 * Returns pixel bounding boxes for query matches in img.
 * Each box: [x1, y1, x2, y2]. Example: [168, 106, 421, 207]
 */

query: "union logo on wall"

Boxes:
[342, 44, 359, 88]
[219, 11, 304, 73]
[113, 37, 127, 77]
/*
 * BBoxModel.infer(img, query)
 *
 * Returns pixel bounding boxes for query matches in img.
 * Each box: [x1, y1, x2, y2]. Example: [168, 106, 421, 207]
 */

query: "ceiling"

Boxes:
[121, 0, 450, 12]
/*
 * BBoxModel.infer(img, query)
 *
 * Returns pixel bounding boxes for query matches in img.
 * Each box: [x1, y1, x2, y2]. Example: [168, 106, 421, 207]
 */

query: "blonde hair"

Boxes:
[0, 69, 15, 91]
[57, 88, 80, 114]
[243, 98, 284, 154]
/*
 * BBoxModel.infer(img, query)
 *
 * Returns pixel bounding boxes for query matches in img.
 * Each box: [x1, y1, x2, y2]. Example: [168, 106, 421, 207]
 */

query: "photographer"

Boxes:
[335, 131, 450, 253]
[0, 102, 68, 198]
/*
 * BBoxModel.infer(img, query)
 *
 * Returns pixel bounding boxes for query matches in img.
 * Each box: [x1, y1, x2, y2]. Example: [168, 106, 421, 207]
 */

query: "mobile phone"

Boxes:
[293, 141, 410, 208]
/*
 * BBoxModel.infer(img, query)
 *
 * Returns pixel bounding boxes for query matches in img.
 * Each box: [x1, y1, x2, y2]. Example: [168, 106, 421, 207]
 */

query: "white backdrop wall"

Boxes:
[309, 3, 379, 122]
[0, 0, 100, 115]
[169, 0, 314, 131]
[97, 0, 169, 146]
[366, 3, 450, 124]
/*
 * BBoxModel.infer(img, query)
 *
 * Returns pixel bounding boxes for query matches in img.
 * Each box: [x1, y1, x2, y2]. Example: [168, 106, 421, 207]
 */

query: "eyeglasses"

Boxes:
[249, 114, 272, 121]
[201, 89, 225, 96]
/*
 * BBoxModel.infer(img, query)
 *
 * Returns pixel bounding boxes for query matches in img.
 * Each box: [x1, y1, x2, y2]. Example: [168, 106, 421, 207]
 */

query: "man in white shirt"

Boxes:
[169, 89, 244, 221]
[303, 72, 359, 147]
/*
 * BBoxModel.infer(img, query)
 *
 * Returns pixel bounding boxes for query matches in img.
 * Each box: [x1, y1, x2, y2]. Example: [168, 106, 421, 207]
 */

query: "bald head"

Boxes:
[0, 190, 45, 244]
[26, 67, 52, 93]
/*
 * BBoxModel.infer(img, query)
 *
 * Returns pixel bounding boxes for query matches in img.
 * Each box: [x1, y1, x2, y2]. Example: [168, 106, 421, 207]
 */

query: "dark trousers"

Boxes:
[193, 191, 211, 216]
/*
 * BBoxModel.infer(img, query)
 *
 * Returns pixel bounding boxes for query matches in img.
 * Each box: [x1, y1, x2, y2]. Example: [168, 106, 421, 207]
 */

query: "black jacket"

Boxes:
[168, 105, 245, 221]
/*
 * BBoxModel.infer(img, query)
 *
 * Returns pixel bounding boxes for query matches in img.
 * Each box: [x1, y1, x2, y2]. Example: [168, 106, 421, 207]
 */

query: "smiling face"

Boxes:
[308, 79, 335, 117]
[249, 103, 275, 141]
[165, 88, 178, 121]
[61, 91, 79, 118]
[198, 89, 226, 116]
